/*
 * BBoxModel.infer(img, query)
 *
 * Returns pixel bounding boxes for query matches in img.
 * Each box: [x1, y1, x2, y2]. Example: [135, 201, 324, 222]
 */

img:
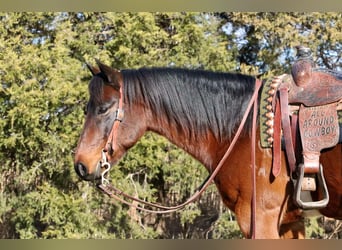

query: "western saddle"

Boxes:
[261, 46, 342, 209]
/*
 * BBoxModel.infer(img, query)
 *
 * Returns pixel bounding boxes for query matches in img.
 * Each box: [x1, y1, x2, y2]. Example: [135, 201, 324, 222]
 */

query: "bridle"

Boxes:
[97, 77, 262, 238]
[104, 82, 125, 155]
[100, 79, 124, 185]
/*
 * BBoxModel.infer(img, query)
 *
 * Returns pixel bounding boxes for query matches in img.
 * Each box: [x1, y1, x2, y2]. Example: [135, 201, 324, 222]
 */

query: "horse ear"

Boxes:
[95, 59, 121, 88]
[86, 63, 100, 75]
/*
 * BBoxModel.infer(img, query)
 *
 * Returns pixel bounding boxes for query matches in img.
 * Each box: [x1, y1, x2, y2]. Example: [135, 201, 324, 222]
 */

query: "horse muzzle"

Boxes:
[74, 161, 102, 181]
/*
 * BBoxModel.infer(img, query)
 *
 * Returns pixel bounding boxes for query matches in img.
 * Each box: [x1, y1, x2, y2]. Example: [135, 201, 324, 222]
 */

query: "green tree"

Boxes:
[0, 12, 340, 239]
[218, 12, 341, 74]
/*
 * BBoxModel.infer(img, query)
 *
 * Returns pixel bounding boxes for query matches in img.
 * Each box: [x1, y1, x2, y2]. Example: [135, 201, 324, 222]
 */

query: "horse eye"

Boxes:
[97, 106, 108, 115]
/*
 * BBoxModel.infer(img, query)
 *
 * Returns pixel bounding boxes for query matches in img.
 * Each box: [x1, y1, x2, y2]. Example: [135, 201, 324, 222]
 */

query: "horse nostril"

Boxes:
[75, 162, 88, 178]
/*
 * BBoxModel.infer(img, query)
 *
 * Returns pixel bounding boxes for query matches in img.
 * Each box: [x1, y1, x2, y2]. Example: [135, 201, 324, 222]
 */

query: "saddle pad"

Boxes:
[259, 76, 281, 148]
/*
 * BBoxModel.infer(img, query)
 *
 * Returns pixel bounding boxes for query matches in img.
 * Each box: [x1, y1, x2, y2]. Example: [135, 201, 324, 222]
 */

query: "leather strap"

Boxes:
[250, 79, 261, 239]
[279, 87, 297, 173]
[105, 80, 124, 156]
[272, 96, 282, 177]
[290, 113, 300, 161]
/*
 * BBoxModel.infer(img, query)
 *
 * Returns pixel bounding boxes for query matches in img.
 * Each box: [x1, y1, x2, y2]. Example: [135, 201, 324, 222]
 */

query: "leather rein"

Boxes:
[97, 78, 262, 238]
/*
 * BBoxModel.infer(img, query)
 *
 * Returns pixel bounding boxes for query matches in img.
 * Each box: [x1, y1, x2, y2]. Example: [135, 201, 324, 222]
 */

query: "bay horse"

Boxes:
[74, 61, 342, 239]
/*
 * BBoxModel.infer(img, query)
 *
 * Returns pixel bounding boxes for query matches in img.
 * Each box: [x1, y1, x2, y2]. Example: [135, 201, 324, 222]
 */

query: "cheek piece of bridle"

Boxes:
[97, 78, 262, 239]
[100, 82, 124, 185]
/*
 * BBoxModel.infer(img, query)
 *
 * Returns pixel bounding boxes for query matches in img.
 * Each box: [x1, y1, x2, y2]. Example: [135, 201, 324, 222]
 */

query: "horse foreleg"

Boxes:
[279, 220, 305, 239]
[235, 197, 305, 238]
[235, 200, 282, 239]
[279, 208, 305, 239]
[250, 204, 305, 238]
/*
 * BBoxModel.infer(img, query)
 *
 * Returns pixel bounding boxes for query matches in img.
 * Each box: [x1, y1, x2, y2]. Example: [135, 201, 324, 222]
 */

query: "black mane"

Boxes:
[121, 67, 256, 142]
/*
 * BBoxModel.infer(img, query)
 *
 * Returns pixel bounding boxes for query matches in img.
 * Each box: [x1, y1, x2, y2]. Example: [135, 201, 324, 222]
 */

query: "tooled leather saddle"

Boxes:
[260, 46, 342, 209]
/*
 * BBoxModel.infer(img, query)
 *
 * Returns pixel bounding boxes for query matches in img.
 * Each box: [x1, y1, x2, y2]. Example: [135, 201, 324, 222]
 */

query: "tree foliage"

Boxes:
[0, 12, 341, 239]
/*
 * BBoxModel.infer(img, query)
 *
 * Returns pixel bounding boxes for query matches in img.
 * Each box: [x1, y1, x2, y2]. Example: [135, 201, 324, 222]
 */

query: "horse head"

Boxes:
[74, 61, 146, 181]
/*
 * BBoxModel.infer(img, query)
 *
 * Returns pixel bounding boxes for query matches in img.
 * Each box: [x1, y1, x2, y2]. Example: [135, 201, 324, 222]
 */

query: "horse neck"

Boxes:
[145, 111, 231, 170]
[122, 68, 255, 170]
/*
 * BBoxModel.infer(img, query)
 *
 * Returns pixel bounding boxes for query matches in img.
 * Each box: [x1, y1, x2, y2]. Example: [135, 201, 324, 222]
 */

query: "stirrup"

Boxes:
[294, 163, 329, 209]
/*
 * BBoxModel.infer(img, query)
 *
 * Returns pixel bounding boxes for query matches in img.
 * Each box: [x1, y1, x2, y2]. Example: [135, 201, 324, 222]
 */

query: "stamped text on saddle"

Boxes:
[282, 46, 341, 209]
